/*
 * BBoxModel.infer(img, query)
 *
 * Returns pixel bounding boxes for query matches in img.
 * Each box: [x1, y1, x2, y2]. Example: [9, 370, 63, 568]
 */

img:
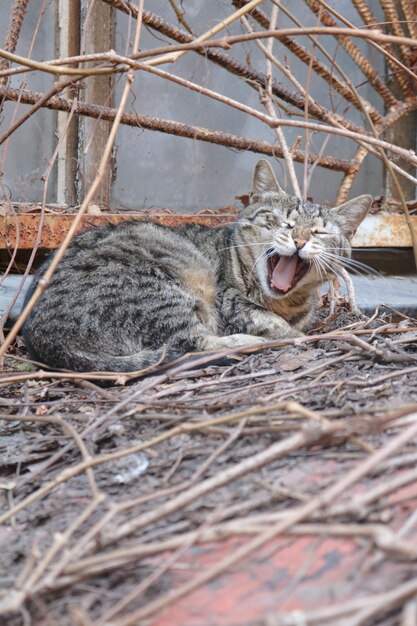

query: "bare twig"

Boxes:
[242, 10, 301, 195]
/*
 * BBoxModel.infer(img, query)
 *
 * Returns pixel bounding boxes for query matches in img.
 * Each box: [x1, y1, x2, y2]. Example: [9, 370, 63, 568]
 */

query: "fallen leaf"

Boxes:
[4, 357, 37, 372]
[235, 194, 250, 207]
[278, 355, 304, 372]
[86, 203, 102, 215]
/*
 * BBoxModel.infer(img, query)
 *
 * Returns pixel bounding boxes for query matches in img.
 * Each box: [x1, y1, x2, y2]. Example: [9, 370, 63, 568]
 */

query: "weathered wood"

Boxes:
[77, 0, 114, 208]
[56, 0, 81, 206]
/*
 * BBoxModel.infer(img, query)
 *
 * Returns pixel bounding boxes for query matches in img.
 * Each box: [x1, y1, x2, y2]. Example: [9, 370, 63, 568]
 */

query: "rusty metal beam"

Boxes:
[0, 84, 352, 173]
[0, 211, 416, 250]
[0, 211, 238, 250]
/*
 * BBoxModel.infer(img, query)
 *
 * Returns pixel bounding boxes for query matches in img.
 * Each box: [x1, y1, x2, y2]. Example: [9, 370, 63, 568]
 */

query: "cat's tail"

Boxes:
[66, 346, 183, 373]
[22, 345, 181, 374]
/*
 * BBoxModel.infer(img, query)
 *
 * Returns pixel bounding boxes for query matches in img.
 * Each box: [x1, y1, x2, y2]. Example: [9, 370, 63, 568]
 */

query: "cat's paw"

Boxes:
[224, 334, 267, 348]
[202, 334, 266, 350]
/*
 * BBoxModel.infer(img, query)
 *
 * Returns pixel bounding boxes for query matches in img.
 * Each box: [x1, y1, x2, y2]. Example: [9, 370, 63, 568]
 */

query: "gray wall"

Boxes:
[1, 1, 386, 209]
[1, 1, 57, 203]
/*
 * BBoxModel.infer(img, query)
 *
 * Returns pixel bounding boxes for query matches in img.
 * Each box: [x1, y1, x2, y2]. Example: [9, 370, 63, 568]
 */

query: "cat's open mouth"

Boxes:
[267, 252, 310, 294]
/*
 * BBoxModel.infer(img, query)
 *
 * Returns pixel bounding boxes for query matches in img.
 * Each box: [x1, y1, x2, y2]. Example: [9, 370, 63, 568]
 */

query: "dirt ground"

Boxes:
[1, 304, 417, 626]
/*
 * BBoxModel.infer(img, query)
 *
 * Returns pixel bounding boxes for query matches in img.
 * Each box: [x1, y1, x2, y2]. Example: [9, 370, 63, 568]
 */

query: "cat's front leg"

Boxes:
[248, 308, 304, 339]
[220, 288, 304, 340]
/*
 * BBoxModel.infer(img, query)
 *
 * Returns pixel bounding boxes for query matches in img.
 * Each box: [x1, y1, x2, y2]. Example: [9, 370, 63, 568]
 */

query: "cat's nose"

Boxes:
[294, 238, 307, 250]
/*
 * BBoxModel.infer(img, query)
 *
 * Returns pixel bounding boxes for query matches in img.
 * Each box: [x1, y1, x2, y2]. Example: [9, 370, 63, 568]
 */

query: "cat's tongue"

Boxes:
[272, 254, 298, 292]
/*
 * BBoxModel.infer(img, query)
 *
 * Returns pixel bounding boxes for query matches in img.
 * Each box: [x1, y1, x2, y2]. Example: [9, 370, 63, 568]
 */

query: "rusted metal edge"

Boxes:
[0, 211, 415, 249]
[0, 212, 238, 250]
[352, 212, 417, 247]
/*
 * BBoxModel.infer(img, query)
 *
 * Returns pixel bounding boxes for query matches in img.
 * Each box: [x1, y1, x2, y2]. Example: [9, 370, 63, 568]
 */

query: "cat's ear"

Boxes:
[253, 159, 285, 196]
[331, 194, 373, 238]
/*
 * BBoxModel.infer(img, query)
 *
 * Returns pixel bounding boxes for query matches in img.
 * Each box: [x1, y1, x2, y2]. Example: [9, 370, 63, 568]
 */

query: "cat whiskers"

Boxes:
[219, 241, 270, 253]
[241, 222, 273, 232]
[222, 239, 278, 283]
[317, 250, 382, 278]
[248, 246, 276, 282]
[311, 254, 329, 283]
[314, 253, 348, 281]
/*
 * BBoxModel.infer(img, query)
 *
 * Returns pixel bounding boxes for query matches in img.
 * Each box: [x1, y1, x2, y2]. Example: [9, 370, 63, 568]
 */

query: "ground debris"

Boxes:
[1, 308, 417, 626]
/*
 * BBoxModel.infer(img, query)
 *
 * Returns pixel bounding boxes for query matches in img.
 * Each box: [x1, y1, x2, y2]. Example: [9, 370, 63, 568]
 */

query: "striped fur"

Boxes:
[22, 160, 372, 372]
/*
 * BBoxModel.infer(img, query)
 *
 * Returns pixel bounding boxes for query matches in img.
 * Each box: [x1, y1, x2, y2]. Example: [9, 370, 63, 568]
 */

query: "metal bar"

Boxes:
[102, 0, 375, 136]
[232, 0, 382, 124]
[0, 0, 30, 76]
[0, 84, 353, 173]
[0, 0, 30, 113]
[305, 0, 398, 108]
[352, 0, 413, 97]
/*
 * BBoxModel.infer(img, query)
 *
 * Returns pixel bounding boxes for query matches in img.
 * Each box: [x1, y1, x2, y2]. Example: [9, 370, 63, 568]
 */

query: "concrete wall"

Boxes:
[1, 2, 57, 203]
[1, 1, 386, 210]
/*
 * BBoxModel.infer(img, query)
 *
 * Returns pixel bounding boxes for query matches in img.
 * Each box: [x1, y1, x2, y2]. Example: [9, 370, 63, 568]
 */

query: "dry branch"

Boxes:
[2, 83, 417, 171]
[266, 576, 417, 624]
[255, 6, 301, 195]
[2, 312, 417, 624]
[145, 0, 265, 67]
[91, 414, 417, 625]
[380, 0, 411, 65]
[59, 520, 417, 582]
[348, 0, 413, 96]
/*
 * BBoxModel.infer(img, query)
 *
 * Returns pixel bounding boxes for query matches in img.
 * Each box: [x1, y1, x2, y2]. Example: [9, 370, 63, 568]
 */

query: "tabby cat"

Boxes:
[23, 160, 372, 372]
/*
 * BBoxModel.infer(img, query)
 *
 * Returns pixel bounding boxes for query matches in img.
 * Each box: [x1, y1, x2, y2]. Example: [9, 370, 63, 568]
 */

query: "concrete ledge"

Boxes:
[335, 275, 417, 317]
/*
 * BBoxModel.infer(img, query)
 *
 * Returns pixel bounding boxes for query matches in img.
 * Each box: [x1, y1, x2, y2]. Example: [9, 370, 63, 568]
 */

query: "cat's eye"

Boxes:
[260, 216, 279, 228]
[312, 229, 328, 235]
[283, 222, 293, 229]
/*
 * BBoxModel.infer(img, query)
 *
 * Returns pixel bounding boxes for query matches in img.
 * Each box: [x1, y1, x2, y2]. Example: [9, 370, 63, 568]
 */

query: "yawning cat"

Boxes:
[23, 159, 372, 372]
